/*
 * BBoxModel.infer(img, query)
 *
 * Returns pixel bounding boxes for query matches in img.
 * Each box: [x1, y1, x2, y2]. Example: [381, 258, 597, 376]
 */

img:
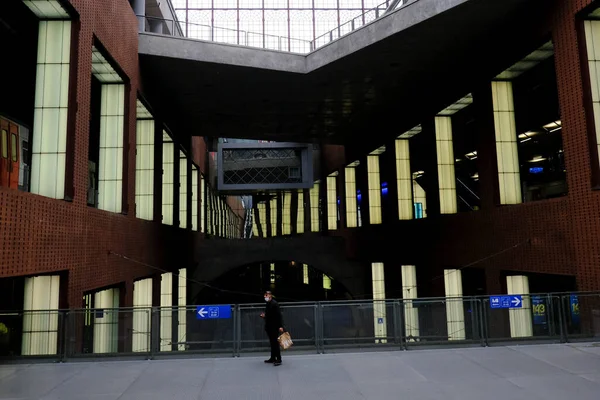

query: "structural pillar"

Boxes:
[444, 269, 466, 340]
[132, 0, 145, 31]
[395, 140, 413, 220]
[402, 265, 420, 341]
[492, 81, 522, 204]
[371, 263, 387, 343]
[435, 117, 457, 214]
[507, 275, 533, 338]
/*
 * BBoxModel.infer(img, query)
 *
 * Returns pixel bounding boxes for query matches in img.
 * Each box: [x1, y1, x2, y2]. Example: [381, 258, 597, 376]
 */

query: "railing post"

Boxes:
[315, 302, 324, 354]
[150, 307, 159, 360]
[233, 304, 240, 357]
[392, 299, 401, 347]
[60, 310, 68, 362]
[558, 294, 567, 343]
[481, 298, 489, 347]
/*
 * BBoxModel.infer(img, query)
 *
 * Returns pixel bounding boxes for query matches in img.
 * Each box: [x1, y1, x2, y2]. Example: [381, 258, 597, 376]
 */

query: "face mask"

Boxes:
[264, 297, 270, 302]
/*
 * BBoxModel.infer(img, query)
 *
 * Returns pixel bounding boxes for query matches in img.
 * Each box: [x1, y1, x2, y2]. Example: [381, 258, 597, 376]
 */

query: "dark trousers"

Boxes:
[266, 330, 281, 361]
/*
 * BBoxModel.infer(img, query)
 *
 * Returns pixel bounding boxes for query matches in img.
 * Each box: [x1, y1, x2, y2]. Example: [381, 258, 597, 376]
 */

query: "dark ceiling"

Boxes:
[139, 0, 552, 156]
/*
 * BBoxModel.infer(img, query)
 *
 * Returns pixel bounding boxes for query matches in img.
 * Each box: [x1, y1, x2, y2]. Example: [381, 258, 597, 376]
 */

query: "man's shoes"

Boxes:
[273, 360, 282, 366]
[264, 359, 275, 364]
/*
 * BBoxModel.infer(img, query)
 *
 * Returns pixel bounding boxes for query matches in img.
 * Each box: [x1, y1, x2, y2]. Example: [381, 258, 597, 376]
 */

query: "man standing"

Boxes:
[260, 291, 284, 366]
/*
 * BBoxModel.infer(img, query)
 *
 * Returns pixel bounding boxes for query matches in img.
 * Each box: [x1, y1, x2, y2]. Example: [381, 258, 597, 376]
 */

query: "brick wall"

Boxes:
[0, 0, 199, 307]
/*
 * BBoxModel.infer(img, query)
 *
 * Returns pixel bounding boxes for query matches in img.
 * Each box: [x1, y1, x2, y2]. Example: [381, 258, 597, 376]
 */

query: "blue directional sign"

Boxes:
[196, 305, 232, 320]
[490, 295, 522, 309]
[377, 318, 384, 324]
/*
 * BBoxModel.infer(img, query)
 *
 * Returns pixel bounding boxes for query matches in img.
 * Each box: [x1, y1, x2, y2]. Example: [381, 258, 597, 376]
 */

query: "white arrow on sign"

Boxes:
[197, 307, 207, 318]
[511, 297, 521, 307]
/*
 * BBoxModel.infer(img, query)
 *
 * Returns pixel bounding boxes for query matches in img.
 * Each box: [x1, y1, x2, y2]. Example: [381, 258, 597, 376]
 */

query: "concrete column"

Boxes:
[371, 263, 387, 343]
[507, 275, 533, 338]
[444, 269, 466, 340]
[402, 265, 420, 341]
[492, 81, 522, 204]
[435, 117, 457, 214]
[30, 21, 72, 200]
[132, 0, 145, 31]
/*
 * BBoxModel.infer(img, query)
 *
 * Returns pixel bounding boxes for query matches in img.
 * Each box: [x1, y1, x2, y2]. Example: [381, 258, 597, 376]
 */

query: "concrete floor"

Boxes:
[1, 343, 600, 400]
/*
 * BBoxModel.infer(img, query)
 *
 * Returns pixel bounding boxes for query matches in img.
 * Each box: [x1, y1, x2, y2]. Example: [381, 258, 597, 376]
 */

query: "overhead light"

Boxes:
[438, 93, 473, 116]
[413, 171, 425, 178]
[529, 155, 546, 163]
[398, 125, 422, 139]
[543, 120, 562, 132]
[520, 137, 532, 143]
[23, 0, 69, 19]
[347, 160, 360, 168]
[328, 171, 339, 177]
[465, 151, 478, 160]
[92, 46, 123, 83]
[136, 100, 152, 119]
[455, 158, 462, 162]
[518, 131, 538, 139]
[496, 41, 554, 80]
[370, 146, 386, 155]
[471, 173, 479, 181]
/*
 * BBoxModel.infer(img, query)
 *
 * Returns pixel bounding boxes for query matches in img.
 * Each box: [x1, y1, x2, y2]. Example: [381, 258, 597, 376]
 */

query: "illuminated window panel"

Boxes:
[371, 263, 387, 343]
[178, 268, 187, 351]
[135, 115, 154, 221]
[345, 167, 358, 227]
[191, 167, 198, 231]
[30, 21, 71, 200]
[444, 269, 465, 341]
[303, 264, 309, 284]
[252, 210, 259, 237]
[327, 175, 337, 230]
[283, 192, 292, 235]
[435, 116, 457, 214]
[413, 178, 427, 218]
[507, 275, 533, 338]
[401, 265, 420, 340]
[200, 176, 206, 232]
[162, 134, 174, 225]
[93, 288, 119, 354]
[22, 275, 60, 355]
[258, 202, 267, 238]
[270, 196, 278, 237]
[491, 81, 522, 205]
[297, 190, 305, 234]
[323, 274, 332, 290]
[160, 272, 173, 352]
[270, 263, 276, 284]
[367, 155, 382, 224]
[132, 278, 152, 352]
[179, 152, 188, 229]
[98, 84, 125, 213]
[395, 140, 413, 220]
[310, 182, 320, 232]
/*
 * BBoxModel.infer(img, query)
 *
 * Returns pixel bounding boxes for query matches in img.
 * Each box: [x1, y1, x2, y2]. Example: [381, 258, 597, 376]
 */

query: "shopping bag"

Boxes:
[278, 331, 293, 350]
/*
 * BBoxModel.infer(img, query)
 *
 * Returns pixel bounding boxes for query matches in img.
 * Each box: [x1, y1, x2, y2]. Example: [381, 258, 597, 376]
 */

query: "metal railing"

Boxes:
[138, 0, 420, 54]
[1, 292, 599, 361]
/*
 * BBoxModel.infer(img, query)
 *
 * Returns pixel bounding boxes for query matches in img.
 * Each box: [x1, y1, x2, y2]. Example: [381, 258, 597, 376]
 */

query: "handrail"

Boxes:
[138, 0, 422, 54]
[457, 177, 480, 200]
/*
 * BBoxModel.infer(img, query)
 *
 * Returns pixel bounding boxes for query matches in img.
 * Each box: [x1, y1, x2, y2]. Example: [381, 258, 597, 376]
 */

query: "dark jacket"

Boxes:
[264, 299, 284, 332]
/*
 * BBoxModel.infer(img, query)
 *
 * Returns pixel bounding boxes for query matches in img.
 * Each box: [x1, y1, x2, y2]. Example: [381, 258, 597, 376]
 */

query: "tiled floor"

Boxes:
[1, 343, 600, 399]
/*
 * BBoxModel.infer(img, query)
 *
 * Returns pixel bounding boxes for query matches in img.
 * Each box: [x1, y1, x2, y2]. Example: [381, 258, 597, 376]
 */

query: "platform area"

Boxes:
[1, 343, 600, 400]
